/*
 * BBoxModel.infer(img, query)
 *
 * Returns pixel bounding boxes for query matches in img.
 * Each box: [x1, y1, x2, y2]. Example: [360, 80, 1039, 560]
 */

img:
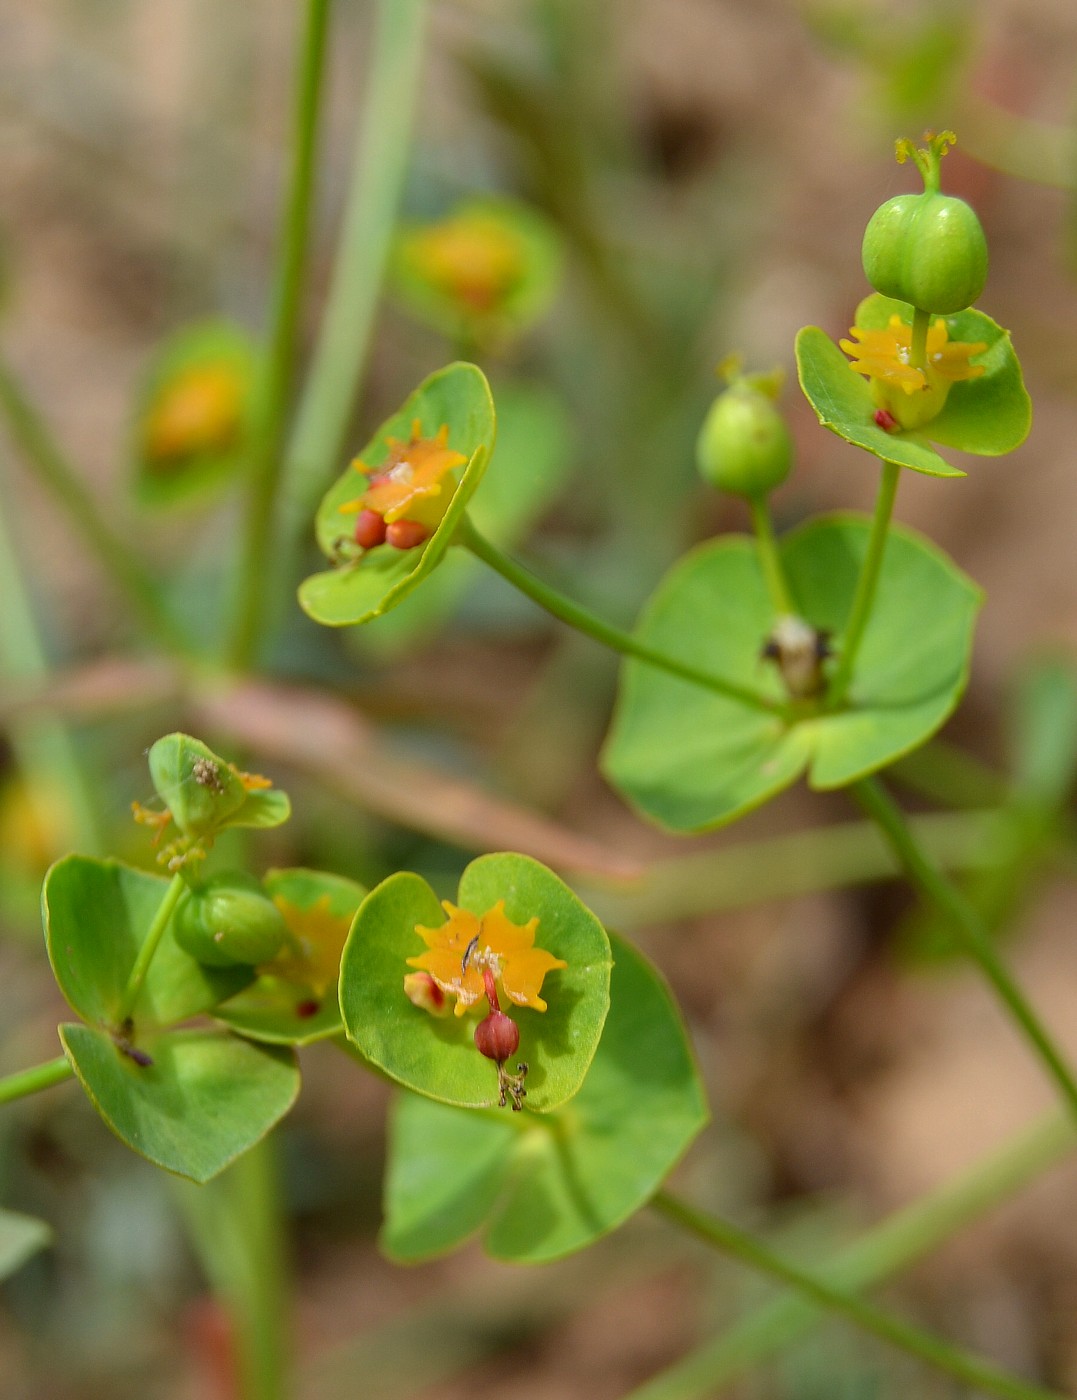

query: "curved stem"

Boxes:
[458, 517, 777, 715]
[827, 459, 901, 707]
[747, 495, 793, 617]
[853, 776, 1077, 1124]
[652, 1191, 1067, 1400]
[279, 0, 428, 559]
[115, 873, 188, 1025]
[0, 1056, 74, 1107]
[0, 361, 193, 657]
[229, 0, 332, 670]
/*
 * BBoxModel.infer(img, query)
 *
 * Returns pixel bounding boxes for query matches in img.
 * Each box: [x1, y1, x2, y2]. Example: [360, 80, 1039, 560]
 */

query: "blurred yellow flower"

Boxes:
[144, 363, 244, 462]
[263, 894, 352, 997]
[403, 212, 525, 311]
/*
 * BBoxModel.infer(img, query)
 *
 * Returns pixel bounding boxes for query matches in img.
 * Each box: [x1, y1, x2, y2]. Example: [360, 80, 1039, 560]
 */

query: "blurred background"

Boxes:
[3, 0, 1077, 1395]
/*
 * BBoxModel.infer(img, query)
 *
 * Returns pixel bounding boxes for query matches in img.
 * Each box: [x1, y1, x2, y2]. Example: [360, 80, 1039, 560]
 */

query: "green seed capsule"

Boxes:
[861, 131, 987, 315]
[696, 383, 793, 499]
[175, 873, 289, 967]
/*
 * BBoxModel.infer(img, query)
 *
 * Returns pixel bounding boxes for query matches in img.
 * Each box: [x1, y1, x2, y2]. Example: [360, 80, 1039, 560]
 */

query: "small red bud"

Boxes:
[474, 1009, 520, 1063]
[873, 408, 899, 432]
[386, 518, 430, 550]
[354, 509, 388, 549]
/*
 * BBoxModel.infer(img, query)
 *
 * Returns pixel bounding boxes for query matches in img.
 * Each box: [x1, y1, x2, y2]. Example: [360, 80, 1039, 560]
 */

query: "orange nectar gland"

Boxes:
[144, 363, 244, 464]
[840, 315, 986, 432]
[405, 213, 525, 311]
[339, 421, 467, 553]
[406, 899, 567, 1019]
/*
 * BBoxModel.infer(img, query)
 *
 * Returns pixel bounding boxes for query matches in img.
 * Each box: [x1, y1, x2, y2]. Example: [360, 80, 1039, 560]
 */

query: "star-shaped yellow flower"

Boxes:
[262, 894, 353, 997]
[407, 899, 567, 1017]
[840, 315, 986, 396]
[340, 421, 467, 529]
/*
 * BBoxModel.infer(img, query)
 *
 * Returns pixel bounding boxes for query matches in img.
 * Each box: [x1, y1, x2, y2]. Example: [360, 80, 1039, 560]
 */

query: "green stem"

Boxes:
[633, 1111, 1074, 1400]
[0, 1056, 74, 1106]
[0, 360, 192, 656]
[747, 495, 793, 617]
[910, 306, 932, 369]
[229, 0, 332, 670]
[458, 517, 776, 715]
[279, 0, 427, 559]
[652, 1191, 1067, 1400]
[827, 459, 901, 707]
[854, 776, 1077, 1124]
[115, 873, 188, 1025]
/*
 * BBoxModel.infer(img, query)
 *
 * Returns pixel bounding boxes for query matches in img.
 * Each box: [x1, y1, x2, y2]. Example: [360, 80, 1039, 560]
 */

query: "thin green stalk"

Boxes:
[458, 517, 777, 715]
[827, 459, 901, 706]
[747, 495, 793, 616]
[279, 0, 427, 558]
[0, 461, 101, 853]
[910, 306, 932, 368]
[229, 0, 332, 670]
[633, 1110, 1074, 1400]
[0, 1056, 74, 1106]
[652, 1191, 1067, 1400]
[0, 360, 192, 656]
[854, 776, 1077, 1123]
[114, 873, 187, 1025]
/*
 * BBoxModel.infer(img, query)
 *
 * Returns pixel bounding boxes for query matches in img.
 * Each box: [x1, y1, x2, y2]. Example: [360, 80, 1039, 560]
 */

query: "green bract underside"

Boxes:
[796, 295, 1031, 476]
[298, 362, 496, 627]
[338, 853, 612, 1113]
[602, 516, 982, 832]
[381, 934, 708, 1264]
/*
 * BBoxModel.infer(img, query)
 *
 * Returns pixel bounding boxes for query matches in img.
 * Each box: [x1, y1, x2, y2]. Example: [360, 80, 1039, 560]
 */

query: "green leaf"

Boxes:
[797, 297, 1031, 476]
[353, 379, 573, 658]
[298, 363, 496, 627]
[1009, 656, 1077, 807]
[146, 733, 290, 841]
[43, 856, 251, 1029]
[0, 1208, 52, 1280]
[381, 933, 708, 1264]
[602, 516, 981, 831]
[339, 854, 612, 1113]
[391, 196, 563, 342]
[215, 868, 367, 1045]
[59, 1023, 299, 1183]
[131, 319, 260, 509]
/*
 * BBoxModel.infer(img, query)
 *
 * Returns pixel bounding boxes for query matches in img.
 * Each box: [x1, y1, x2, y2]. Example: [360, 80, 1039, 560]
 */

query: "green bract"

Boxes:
[298, 363, 496, 627]
[174, 873, 289, 968]
[131, 319, 259, 508]
[863, 191, 987, 315]
[381, 934, 707, 1264]
[0, 1209, 52, 1281]
[796, 295, 1031, 477]
[391, 196, 563, 343]
[602, 517, 981, 832]
[696, 382, 793, 498]
[42, 856, 299, 1182]
[215, 868, 367, 1046]
[147, 733, 290, 842]
[338, 853, 612, 1112]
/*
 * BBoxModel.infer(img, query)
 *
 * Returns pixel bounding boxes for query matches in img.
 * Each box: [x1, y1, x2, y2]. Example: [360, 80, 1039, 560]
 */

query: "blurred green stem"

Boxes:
[0, 1056, 74, 1106]
[646, 1113, 1072, 1400]
[114, 872, 188, 1024]
[853, 776, 1077, 1123]
[459, 517, 777, 714]
[827, 459, 901, 706]
[748, 495, 793, 617]
[280, 0, 427, 559]
[0, 361, 192, 656]
[229, 0, 332, 670]
[175, 1135, 289, 1400]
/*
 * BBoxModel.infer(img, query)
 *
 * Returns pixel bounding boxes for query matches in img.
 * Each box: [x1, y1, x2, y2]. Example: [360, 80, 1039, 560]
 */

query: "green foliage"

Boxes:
[131, 319, 260, 508]
[216, 867, 367, 1045]
[381, 934, 707, 1263]
[0, 1208, 52, 1281]
[59, 1023, 298, 1183]
[146, 733, 290, 842]
[603, 517, 981, 831]
[339, 853, 612, 1112]
[299, 362, 497, 626]
[796, 296, 1031, 475]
